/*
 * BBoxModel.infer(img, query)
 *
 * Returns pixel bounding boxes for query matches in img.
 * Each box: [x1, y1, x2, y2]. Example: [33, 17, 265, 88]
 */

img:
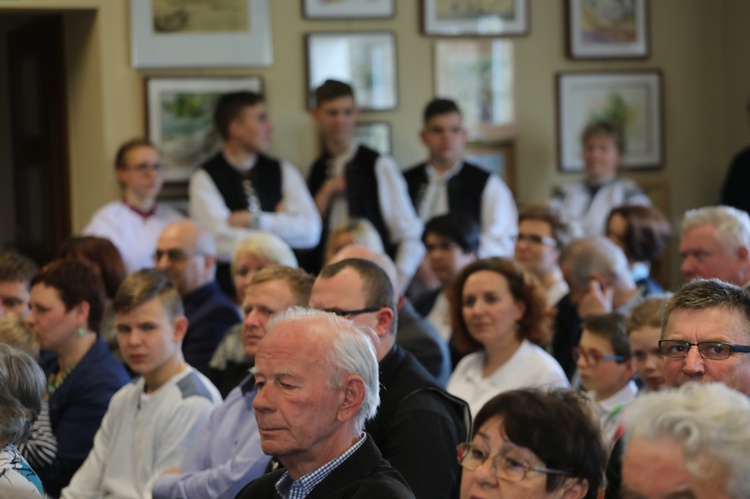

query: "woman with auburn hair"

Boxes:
[26, 260, 129, 497]
[446, 258, 568, 417]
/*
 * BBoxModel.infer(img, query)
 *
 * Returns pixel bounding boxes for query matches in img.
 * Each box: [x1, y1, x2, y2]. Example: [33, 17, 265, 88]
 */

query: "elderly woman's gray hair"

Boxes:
[622, 382, 750, 497]
[0, 343, 45, 445]
[231, 231, 298, 276]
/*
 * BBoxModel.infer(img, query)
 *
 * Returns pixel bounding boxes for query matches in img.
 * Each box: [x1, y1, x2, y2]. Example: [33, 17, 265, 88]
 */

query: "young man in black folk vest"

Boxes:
[403, 98, 518, 260]
[189, 91, 321, 297]
[306, 80, 423, 294]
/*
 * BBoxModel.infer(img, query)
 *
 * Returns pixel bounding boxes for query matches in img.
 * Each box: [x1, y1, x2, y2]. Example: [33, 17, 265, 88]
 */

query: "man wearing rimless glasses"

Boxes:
[660, 278, 750, 396]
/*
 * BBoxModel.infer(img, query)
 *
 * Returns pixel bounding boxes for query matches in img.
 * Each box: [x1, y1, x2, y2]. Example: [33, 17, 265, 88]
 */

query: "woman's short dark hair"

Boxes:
[60, 236, 127, 300]
[449, 257, 551, 353]
[31, 259, 106, 333]
[0, 343, 45, 444]
[473, 389, 606, 498]
[606, 205, 672, 263]
[422, 212, 480, 255]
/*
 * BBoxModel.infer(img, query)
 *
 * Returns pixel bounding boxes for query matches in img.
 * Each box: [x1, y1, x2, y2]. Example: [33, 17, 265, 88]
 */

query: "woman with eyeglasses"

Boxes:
[83, 138, 183, 274]
[26, 260, 130, 497]
[458, 388, 606, 499]
[446, 258, 569, 417]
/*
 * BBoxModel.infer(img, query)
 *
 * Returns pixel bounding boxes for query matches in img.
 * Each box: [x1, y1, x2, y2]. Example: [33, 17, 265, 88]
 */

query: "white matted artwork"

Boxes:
[422, 0, 528, 36]
[557, 70, 663, 171]
[130, 0, 273, 68]
[303, 0, 395, 19]
[146, 76, 264, 182]
[306, 32, 397, 111]
[566, 0, 649, 59]
[434, 40, 516, 141]
[354, 122, 391, 154]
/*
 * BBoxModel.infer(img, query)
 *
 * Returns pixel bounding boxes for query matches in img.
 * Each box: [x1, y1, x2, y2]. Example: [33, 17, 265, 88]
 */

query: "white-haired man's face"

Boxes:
[680, 224, 748, 285]
[621, 436, 731, 498]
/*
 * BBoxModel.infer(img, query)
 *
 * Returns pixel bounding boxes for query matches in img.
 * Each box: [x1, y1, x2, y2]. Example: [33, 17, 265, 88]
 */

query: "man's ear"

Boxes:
[559, 477, 589, 499]
[337, 375, 365, 423]
[736, 245, 749, 263]
[375, 307, 394, 338]
[309, 107, 320, 124]
[172, 316, 188, 343]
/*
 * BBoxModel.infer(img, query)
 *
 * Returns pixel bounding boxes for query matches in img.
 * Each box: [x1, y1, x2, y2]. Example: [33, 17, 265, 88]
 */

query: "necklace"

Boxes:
[47, 364, 77, 396]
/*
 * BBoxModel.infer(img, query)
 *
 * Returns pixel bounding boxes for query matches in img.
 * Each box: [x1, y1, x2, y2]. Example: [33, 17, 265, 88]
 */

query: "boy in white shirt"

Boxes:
[62, 269, 221, 499]
[574, 313, 638, 448]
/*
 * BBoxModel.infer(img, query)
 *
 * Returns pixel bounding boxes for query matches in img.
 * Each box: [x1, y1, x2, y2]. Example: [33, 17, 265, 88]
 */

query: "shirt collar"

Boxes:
[274, 434, 366, 498]
[222, 151, 258, 173]
[425, 160, 463, 180]
[122, 199, 156, 219]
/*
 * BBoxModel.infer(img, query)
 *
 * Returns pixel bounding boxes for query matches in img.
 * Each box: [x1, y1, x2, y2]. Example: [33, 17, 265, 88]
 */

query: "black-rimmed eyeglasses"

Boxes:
[659, 340, 750, 360]
[322, 307, 382, 318]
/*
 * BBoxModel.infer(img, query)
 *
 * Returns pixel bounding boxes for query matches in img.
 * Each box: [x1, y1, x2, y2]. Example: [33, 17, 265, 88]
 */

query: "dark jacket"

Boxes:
[40, 337, 130, 497]
[397, 299, 451, 387]
[234, 434, 415, 499]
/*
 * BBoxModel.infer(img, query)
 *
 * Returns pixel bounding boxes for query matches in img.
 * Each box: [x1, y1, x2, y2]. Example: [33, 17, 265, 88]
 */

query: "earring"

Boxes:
[78, 328, 85, 337]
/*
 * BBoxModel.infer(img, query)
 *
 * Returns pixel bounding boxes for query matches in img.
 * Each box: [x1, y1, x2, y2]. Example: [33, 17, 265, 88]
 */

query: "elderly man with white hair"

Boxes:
[680, 205, 750, 286]
[235, 308, 415, 498]
[620, 382, 750, 498]
[155, 220, 241, 374]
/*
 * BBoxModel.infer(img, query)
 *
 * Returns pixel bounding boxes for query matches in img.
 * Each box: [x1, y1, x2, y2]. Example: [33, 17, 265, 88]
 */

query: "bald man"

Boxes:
[156, 220, 241, 374]
[331, 245, 451, 386]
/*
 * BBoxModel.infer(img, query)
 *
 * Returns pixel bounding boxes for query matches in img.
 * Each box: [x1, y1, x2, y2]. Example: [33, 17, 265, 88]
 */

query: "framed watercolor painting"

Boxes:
[422, 0, 528, 36]
[556, 70, 663, 172]
[434, 39, 516, 141]
[306, 32, 397, 111]
[145, 76, 264, 182]
[354, 122, 392, 154]
[130, 0, 273, 68]
[302, 0, 395, 19]
[566, 0, 649, 59]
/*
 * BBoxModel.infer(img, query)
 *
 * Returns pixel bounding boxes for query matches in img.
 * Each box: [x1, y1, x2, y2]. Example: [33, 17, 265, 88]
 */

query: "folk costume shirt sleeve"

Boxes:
[189, 159, 321, 261]
[479, 174, 517, 258]
[374, 155, 425, 291]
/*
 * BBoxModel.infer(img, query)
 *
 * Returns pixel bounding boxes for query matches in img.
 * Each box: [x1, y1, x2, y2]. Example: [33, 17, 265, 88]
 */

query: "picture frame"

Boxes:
[556, 70, 663, 172]
[354, 122, 392, 154]
[434, 39, 516, 142]
[145, 76, 264, 182]
[302, 0, 395, 19]
[465, 142, 516, 194]
[566, 0, 649, 60]
[306, 32, 397, 111]
[130, 0, 273, 68]
[422, 0, 528, 37]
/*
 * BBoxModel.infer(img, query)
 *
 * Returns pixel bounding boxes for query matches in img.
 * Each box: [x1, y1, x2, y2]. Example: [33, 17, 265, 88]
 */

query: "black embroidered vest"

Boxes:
[202, 152, 282, 212]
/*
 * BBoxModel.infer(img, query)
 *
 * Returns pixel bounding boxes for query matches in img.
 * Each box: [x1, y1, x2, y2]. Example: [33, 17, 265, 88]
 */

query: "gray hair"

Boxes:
[560, 237, 633, 288]
[622, 382, 750, 497]
[681, 205, 750, 255]
[326, 218, 385, 260]
[0, 343, 45, 444]
[231, 231, 298, 277]
[661, 278, 750, 338]
[265, 307, 380, 434]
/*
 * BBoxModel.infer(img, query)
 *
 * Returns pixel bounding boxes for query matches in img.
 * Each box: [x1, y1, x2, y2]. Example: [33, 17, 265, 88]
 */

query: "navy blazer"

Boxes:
[40, 337, 130, 497]
[182, 281, 241, 375]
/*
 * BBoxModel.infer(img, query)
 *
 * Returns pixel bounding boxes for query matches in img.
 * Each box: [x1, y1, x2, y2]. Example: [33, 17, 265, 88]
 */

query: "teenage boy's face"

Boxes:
[582, 133, 621, 182]
[313, 96, 359, 145]
[116, 297, 186, 377]
[420, 112, 466, 167]
[231, 103, 273, 154]
[576, 329, 633, 400]
[0, 280, 31, 318]
[424, 232, 473, 287]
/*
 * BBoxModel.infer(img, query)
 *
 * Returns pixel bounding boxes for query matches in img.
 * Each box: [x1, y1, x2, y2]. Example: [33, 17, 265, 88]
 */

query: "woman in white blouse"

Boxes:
[446, 258, 569, 416]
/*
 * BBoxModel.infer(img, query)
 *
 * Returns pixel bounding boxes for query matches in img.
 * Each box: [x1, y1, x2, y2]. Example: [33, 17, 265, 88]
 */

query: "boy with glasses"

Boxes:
[574, 313, 637, 447]
[84, 138, 183, 273]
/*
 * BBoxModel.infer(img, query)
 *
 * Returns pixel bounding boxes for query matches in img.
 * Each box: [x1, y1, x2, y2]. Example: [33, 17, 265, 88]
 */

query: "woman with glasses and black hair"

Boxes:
[83, 138, 183, 274]
[458, 388, 606, 499]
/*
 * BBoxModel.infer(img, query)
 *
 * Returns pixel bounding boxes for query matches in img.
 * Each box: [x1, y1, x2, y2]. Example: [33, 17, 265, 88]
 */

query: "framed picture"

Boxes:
[306, 32, 397, 111]
[465, 142, 516, 193]
[354, 122, 392, 154]
[566, 0, 649, 59]
[422, 0, 528, 36]
[130, 0, 273, 68]
[434, 40, 516, 141]
[556, 70, 663, 172]
[145, 76, 264, 182]
[302, 0, 395, 19]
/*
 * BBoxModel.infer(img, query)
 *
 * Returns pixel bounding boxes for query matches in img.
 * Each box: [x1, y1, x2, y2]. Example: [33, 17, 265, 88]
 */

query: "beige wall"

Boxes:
[1, 0, 748, 286]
